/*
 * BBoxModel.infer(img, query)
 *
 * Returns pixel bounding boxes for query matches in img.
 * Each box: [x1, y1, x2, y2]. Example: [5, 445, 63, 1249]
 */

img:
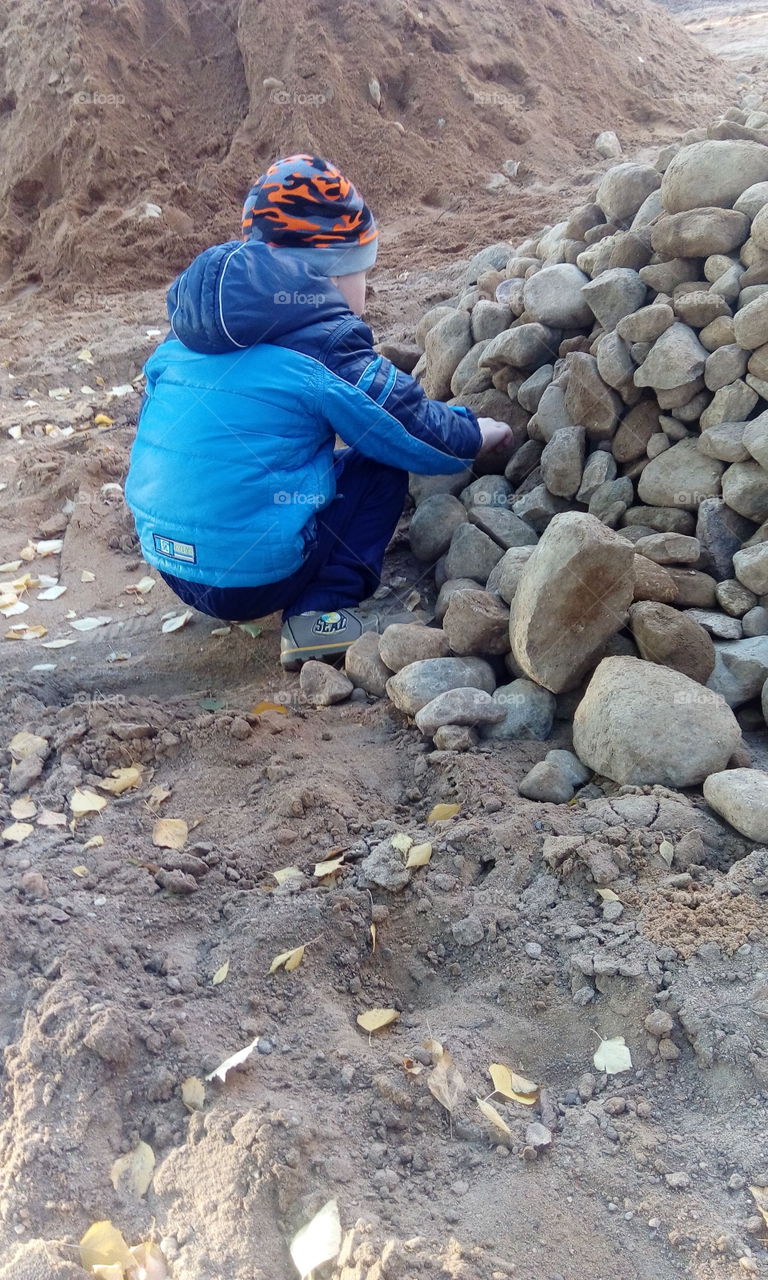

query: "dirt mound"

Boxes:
[0, 0, 735, 297]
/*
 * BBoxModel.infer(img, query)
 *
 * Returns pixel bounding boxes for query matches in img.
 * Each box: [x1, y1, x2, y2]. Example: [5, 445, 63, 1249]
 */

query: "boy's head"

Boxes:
[242, 155, 377, 314]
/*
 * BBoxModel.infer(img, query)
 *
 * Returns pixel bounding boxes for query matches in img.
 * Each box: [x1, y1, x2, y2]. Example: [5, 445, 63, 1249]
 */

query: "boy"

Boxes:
[125, 155, 512, 667]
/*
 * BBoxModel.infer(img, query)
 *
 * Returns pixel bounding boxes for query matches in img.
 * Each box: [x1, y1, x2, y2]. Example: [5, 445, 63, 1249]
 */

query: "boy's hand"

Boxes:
[477, 417, 515, 455]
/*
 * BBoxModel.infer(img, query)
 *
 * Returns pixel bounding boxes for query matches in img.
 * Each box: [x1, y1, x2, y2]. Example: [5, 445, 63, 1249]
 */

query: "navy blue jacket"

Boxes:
[125, 240, 481, 587]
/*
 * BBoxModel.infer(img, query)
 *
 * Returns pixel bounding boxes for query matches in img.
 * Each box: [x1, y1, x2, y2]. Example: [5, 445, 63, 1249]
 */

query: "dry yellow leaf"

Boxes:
[272, 865, 302, 885]
[8, 730, 47, 759]
[81, 569, 97, 583]
[96, 765, 142, 795]
[597, 887, 620, 901]
[128, 1242, 168, 1279]
[37, 808, 67, 827]
[110, 1140, 155, 1198]
[180, 1076, 206, 1112]
[423, 1037, 444, 1060]
[251, 700, 288, 715]
[147, 785, 171, 811]
[205, 1036, 259, 1083]
[70, 788, 108, 817]
[313, 855, 344, 877]
[749, 1186, 768, 1227]
[356, 1008, 400, 1033]
[370, 922, 377, 952]
[269, 944, 305, 974]
[406, 841, 433, 868]
[427, 802, 461, 823]
[92, 1264, 123, 1279]
[83, 835, 104, 850]
[152, 817, 188, 850]
[390, 832, 413, 853]
[476, 1095, 512, 1135]
[72, 866, 89, 878]
[593, 1036, 632, 1075]
[489, 1062, 538, 1103]
[2, 822, 33, 844]
[10, 796, 36, 820]
[79, 1221, 133, 1272]
[212, 960, 229, 985]
[94, 413, 114, 427]
[658, 838, 674, 866]
[402, 1055, 424, 1076]
[427, 1049, 466, 1114]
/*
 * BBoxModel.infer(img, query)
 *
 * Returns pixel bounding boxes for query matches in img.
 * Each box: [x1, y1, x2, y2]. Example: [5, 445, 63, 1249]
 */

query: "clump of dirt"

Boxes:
[0, 0, 736, 296]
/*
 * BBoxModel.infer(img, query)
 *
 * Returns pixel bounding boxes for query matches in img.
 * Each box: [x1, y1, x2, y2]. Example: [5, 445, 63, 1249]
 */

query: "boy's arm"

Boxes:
[319, 318, 483, 475]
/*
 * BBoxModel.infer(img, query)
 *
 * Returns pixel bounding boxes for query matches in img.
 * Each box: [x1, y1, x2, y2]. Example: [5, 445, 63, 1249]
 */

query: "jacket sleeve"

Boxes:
[319, 317, 482, 475]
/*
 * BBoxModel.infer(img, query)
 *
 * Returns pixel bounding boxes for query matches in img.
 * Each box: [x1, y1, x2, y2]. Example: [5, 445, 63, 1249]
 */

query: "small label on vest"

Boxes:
[153, 534, 197, 564]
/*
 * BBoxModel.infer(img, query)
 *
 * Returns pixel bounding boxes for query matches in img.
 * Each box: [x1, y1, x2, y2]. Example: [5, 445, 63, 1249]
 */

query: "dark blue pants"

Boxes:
[159, 448, 409, 622]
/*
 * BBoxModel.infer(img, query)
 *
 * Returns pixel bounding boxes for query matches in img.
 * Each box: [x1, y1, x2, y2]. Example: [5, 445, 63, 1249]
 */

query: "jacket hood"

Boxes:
[167, 239, 352, 355]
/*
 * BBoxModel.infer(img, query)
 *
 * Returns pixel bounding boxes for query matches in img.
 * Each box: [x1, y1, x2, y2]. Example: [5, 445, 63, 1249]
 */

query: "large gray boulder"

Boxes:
[386, 657, 496, 715]
[522, 264, 593, 328]
[573, 656, 741, 786]
[596, 163, 661, 222]
[582, 268, 647, 329]
[661, 140, 768, 214]
[703, 769, 768, 842]
[479, 678, 556, 741]
[637, 438, 723, 509]
[509, 512, 634, 693]
[634, 323, 708, 392]
[706, 635, 768, 706]
[414, 687, 506, 738]
[651, 208, 750, 257]
[422, 309, 473, 399]
[409, 493, 467, 562]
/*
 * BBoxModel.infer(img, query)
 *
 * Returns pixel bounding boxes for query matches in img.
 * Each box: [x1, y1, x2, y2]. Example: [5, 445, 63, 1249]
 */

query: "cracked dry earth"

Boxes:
[0, 397, 767, 1280]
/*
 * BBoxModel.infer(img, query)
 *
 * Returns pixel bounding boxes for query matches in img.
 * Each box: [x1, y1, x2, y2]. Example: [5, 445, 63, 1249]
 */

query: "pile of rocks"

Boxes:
[345, 107, 768, 843]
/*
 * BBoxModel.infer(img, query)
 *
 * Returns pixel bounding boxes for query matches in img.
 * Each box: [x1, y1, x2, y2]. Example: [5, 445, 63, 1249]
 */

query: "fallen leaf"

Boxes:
[390, 831, 413, 853]
[423, 1037, 444, 1060]
[161, 610, 193, 633]
[357, 1008, 400, 1033]
[70, 615, 112, 631]
[749, 1185, 768, 1228]
[2, 822, 33, 844]
[97, 765, 142, 795]
[313, 855, 344, 877]
[8, 731, 48, 760]
[238, 621, 263, 638]
[37, 584, 67, 600]
[289, 1198, 342, 1279]
[269, 945, 305, 974]
[70, 788, 108, 817]
[181, 1076, 206, 1111]
[402, 1056, 423, 1076]
[370, 922, 377, 951]
[251, 700, 288, 715]
[597, 887, 620, 902]
[205, 1035, 260, 1083]
[93, 413, 114, 427]
[152, 818, 188, 850]
[5, 623, 47, 640]
[10, 796, 37, 820]
[72, 866, 90, 877]
[48, 387, 71, 400]
[489, 1062, 538, 1103]
[146, 785, 171, 812]
[19, 543, 36, 562]
[41, 636, 78, 648]
[212, 960, 230, 985]
[427, 802, 461, 823]
[92, 1264, 123, 1279]
[406, 841, 433, 868]
[272, 865, 302, 885]
[79, 1221, 133, 1272]
[427, 1049, 466, 1114]
[83, 835, 104, 850]
[37, 808, 67, 827]
[593, 1035, 632, 1075]
[81, 569, 97, 583]
[35, 539, 64, 556]
[8, 425, 22, 441]
[476, 1095, 512, 1135]
[77, 347, 94, 363]
[128, 1242, 168, 1279]
[0, 561, 23, 573]
[125, 576, 155, 596]
[110, 1140, 155, 1198]
[658, 838, 674, 867]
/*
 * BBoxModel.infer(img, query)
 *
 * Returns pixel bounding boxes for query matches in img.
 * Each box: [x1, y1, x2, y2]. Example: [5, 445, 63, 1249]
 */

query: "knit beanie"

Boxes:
[241, 154, 378, 275]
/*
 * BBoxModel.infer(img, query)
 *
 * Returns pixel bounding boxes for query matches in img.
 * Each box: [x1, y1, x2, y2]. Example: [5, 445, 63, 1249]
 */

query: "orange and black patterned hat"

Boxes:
[241, 154, 378, 275]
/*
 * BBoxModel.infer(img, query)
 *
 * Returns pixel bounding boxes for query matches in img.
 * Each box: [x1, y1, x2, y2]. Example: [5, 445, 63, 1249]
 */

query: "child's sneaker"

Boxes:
[280, 608, 410, 669]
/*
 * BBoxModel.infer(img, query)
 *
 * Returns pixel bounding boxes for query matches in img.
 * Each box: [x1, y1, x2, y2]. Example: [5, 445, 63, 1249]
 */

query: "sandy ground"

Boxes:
[1, 5, 768, 1280]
